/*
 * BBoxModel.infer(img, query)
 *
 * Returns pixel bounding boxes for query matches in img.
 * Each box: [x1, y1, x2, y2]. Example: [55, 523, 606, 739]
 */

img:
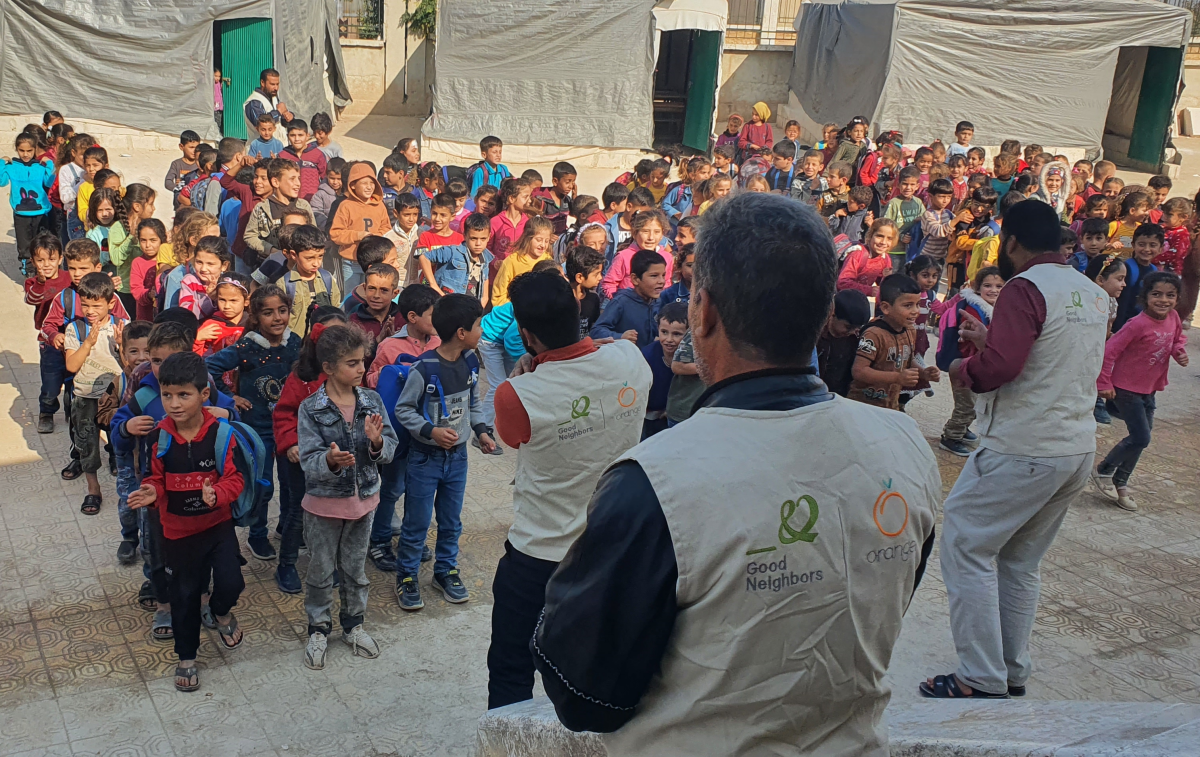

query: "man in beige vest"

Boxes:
[532, 193, 941, 756]
[921, 200, 1108, 699]
[487, 270, 651, 710]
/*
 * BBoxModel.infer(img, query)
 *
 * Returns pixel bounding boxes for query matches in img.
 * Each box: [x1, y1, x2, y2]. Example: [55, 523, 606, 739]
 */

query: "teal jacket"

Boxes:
[0, 157, 55, 215]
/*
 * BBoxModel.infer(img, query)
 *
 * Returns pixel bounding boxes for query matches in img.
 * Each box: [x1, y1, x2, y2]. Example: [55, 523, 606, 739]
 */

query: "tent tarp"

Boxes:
[0, 0, 350, 140]
[424, 0, 657, 149]
[788, 0, 1192, 153]
[652, 0, 727, 32]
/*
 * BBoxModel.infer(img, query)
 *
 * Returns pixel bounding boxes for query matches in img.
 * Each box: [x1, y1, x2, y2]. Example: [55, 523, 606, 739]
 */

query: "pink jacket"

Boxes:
[836, 247, 893, 297]
[600, 244, 674, 299]
[1098, 310, 1187, 394]
[364, 326, 442, 388]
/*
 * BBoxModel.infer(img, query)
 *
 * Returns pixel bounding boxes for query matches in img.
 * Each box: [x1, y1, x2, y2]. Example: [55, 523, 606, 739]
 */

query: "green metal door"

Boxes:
[1128, 45, 1183, 168]
[682, 31, 721, 152]
[219, 18, 274, 140]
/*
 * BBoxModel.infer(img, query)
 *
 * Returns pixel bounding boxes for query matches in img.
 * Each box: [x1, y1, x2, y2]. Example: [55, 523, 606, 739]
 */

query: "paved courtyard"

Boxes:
[0, 126, 1198, 756]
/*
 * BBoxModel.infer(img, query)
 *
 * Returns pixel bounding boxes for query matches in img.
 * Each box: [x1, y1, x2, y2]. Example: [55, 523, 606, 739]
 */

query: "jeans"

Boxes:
[66, 212, 85, 241]
[164, 520, 244, 661]
[370, 453, 408, 546]
[487, 541, 559, 709]
[341, 258, 363, 297]
[304, 510, 373, 636]
[38, 342, 70, 416]
[249, 437, 288, 541]
[397, 445, 468, 577]
[278, 459, 307, 568]
[1099, 389, 1155, 488]
[115, 450, 138, 544]
[478, 338, 517, 428]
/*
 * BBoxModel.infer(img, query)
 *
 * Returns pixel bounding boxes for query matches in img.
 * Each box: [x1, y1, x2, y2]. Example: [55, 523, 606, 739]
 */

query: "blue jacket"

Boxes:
[111, 371, 238, 475]
[206, 329, 302, 438]
[655, 280, 690, 319]
[423, 243, 493, 295]
[591, 287, 656, 347]
[661, 184, 692, 221]
[603, 213, 625, 269]
[411, 187, 434, 221]
[467, 162, 512, 195]
[0, 157, 55, 215]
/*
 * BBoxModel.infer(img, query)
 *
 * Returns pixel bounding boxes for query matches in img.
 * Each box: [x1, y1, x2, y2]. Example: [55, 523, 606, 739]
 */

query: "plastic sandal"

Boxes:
[216, 613, 242, 649]
[200, 603, 216, 629]
[151, 608, 173, 641]
[174, 665, 199, 692]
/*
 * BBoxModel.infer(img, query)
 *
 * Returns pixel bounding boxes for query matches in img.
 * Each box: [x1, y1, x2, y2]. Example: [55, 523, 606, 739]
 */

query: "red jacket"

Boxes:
[280, 143, 328, 202]
[836, 247, 893, 297]
[24, 270, 72, 331]
[272, 372, 324, 453]
[146, 410, 243, 540]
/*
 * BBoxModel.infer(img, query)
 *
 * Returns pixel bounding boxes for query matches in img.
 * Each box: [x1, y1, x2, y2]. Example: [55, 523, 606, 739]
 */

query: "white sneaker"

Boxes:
[343, 625, 380, 659]
[1115, 491, 1138, 512]
[304, 632, 328, 670]
[1091, 470, 1117, 501]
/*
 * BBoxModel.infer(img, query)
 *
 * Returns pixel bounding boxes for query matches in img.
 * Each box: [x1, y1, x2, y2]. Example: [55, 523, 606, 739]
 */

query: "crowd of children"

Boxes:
[8, 106, 1195, 693]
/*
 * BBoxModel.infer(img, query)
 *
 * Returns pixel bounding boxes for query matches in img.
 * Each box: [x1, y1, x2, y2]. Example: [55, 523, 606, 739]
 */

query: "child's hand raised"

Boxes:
[326, 442, 356, 470]
[364, 413, 384, 446]
[126, 483, 156, 510]
[201, 478, 217, 507]
[126, 414, 156, 436]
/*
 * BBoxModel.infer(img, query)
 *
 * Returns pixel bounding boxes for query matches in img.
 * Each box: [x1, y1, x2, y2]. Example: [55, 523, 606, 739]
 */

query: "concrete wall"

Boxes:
[718, 50, 793, 126]
[338, 0, 433, 119]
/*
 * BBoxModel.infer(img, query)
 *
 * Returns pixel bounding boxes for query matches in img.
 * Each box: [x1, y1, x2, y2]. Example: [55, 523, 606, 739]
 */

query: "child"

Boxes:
[1062, 228, 1084, 272]
[416, 193, 467, 280]
[604, 185, 652, 266]
[394, 295, 494, 610]
[311, 112, 343, 160]
[831, 117, 870, 167]
[489, 177, 532, 268]
[695, 175, 732, 215]
[57, 134, 91, 241]
[380, 152, 413, 219]
[534, 162, 577, 235]
[1, 132, 56, 271]
[99, 184, 155, 315]
[280, 119, 328, 202]
[782, 120, 804, 159]
[447, 179, 473, 232]
[837, 218, 896, 296]
[657, 243, 693, 317]
[936, 266, 1003, 455]
[420, 212, 493, 304]
[848, 274, 939, 410]
[311, 156, 344, 228]
[411, 161, 441, 222]
[592, 250, 666, 346]
[761, 143, 796, 195]
[207, 284, 301, 561]
[1102, 177, 1125, 209]
[1090, 160, 1116, 197]
[1086, 253, 1128, 423]
[272, 225, 341, 333]
[343, 233, 402, 310]
[244, 160, 314, 267]
[641, 302, 687, 439]
[272, 307, 349, 591]
[193, 273, 250, 358]
[675, 215, 699, 247]
[567, 245, 605, 336]
[816, 289, 872, 397]
[330, 161, 390, 292]
[178, 236, 231, 319]
[473, 184, 499, 218]
[467, 135, 513, 195]
[664, 156, 713, 220]
[386, 192, 422, 285]
[165, 130, 201, 209]
[64, 272, 129, 514]
[918, 178, 967, 264]
[25, 233, 72, 433]
[601, 209, 672, 298]
[1079, 217, 1111, 267]
[492, 216, 554, 306]
[1093, 272, 1188, 511]
[828, 185, 875, 243]
[1147, 174, 1171, 217]
[100, 319, 152, 563]
[899, 254, 947, 410]
[1109, 191, 1153, 252]
[1113, 224, 1163, 332]
[884, 166, 925, 269]
[247, 113, 284, 160]
[819, 162, 853, 217]
[715, 114, 743, 156]
[177, 146, 216, 208]
[348, 263, 402, 366]
[991, 154, 1018, 196]
[946, 121, 974, 158]
[712, 144, 738, 180]
[738, 102, 774, 157]
[789, 149, 827, 207]
[1154, 197, 1192, 275]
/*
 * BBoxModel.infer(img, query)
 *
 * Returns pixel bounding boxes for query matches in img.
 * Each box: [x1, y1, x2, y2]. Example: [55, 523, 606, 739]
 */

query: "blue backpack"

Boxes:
[156, 418, 269, 527]
[375, 349, 480, 456]
[905, 216, 927, 262]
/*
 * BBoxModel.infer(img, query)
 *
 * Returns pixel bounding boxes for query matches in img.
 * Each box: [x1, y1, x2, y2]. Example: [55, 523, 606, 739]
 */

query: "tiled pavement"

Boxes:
[0, 253, 1198, 753]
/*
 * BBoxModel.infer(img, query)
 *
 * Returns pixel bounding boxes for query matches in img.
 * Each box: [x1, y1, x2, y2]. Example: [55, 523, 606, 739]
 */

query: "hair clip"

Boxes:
[217, 276, 249, 294]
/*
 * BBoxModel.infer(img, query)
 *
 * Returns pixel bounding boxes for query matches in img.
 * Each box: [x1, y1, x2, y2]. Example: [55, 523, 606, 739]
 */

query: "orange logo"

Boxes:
[873, 489, 909, 538]
[617, 382, 637, 408]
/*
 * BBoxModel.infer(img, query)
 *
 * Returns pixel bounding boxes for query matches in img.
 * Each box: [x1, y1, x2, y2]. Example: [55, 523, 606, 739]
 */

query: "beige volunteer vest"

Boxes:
[975, 263, 1107, 457]
[507, 340, 651, 562]
[243, 89, 278, 140]
[604, 396, 940, 757]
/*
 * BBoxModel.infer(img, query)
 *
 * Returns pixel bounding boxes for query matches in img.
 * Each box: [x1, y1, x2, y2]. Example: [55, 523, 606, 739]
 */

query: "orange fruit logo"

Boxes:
[873, 490, 909, 538]
[618, 382, 637, 408]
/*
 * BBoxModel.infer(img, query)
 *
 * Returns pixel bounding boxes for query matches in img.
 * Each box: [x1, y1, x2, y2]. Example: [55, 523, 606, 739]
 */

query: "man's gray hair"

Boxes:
[693, 193, 837, 366]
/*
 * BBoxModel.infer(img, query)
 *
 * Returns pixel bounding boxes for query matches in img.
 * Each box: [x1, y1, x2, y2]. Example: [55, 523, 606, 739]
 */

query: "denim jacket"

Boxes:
[425, 243, 494, 295]
[297, 384, 399, 498]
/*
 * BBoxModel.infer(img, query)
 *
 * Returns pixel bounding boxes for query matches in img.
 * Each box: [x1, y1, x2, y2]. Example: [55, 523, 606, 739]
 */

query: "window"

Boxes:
[339, 0, 382, 40]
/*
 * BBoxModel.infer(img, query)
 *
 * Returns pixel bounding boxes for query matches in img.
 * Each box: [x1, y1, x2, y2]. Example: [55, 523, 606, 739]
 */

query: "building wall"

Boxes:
[718, 50, 793, 125]
[338, 0, 433, 118]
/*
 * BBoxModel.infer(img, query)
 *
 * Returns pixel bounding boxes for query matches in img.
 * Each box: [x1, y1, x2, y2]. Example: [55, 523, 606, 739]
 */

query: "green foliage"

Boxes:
[401, 0, 437, 40]
[360, 0, 383, 40]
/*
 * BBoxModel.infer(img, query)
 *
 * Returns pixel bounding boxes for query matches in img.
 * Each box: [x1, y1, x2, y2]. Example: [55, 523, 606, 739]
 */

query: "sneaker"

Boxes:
[1094, 399, 1112, 425]
[434, 569, 469, 604]
[1091, 469, 1117, 501]
[247, 536, 277, 561]
[1115, 490, 1138, 512]
[116, 540, 138, 565]
[342, 625, 380, 658]
[36, 413, 53, 434]
[938, 436, 973, 457]
[471, 436, 504, 455]
[275, 564, 302, 594]
[304, 632, 328, 670]
[396, 576, 424, 611]
[367, 543, 396, 572]
[962, 429, 979, 445]
[421, 545, 433, 563]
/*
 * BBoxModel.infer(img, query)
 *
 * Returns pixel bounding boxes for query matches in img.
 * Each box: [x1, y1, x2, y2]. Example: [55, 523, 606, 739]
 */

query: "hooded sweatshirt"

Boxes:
[590, 287, 657, 347]
[330, 162, 390, 262]
[1033, 162, 1071, 220]
[0, 157, 56, 215]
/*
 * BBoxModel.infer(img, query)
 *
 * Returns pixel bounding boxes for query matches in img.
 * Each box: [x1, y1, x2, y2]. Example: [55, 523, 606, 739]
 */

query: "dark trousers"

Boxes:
[38, 342, 70, 416]
[370, 454, 408, 546]
[278, 459, 307, 568]
[13, 213, 45, 260]
[71, 395, 101, 473]
[1099, 389, 1155, 488]
[164, 520, 245, 661]
[486, 541, 559, 710]
[142, 505, 172, 604]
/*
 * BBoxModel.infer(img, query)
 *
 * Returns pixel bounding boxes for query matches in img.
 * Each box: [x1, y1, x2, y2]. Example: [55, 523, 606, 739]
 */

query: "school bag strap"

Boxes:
[133, 385, 158, 416]
[282, 269, 334, 300]
[155, 427, 172, 459]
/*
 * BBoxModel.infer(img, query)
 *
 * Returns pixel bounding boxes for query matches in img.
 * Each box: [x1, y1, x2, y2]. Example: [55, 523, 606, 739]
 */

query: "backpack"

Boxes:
[191, 177, 212, 212]
[466, 162, 509, 190]
[377, 349, 481, 456]
[442, 164, 468, 187]
[281, 268, 334, 303]
[155, 418, 268, 527]
[832, 234, 861, 273]
[905, 216, 927, 263]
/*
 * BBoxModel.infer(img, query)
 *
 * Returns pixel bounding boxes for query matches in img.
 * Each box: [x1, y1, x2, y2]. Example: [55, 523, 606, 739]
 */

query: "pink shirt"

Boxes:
[1097, 310, 1187, 394]
[300, 398, 381, 520]
[600, 244, 674, 299]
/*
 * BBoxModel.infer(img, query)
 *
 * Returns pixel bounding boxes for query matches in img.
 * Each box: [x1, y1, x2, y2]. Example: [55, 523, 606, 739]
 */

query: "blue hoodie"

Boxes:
[206, 329, 302, 439]
[0, 157, 55, 215]
[590, 287, 656, 347]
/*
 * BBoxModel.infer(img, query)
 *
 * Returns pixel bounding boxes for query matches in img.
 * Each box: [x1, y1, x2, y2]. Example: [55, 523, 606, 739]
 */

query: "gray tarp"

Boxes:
[789, 0, 1192, 152]
[424, 0, 657, 148]
[0, 0, 351, 140]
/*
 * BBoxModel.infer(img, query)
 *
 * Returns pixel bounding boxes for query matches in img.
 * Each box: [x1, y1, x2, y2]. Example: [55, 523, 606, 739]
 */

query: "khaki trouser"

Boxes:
[942, 384, 976, 441]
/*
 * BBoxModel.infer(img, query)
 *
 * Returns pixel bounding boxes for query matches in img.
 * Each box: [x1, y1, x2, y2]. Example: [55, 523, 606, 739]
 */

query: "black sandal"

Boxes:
[80, 494, 102, 516]
[216, 613, 242, 649]
[137, 581, 156, 611]
[174, 665, 199, 692]
[919, 673, 1009, 699]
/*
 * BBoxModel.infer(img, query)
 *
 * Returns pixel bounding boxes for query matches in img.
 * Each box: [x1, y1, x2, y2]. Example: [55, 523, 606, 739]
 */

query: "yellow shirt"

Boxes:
[491, 252, 552, 307]
[76, 180, 95, 222]
[157, 242, 177, 267]
[647, 183, 667, 204]
[1109, 220, 1136, 257]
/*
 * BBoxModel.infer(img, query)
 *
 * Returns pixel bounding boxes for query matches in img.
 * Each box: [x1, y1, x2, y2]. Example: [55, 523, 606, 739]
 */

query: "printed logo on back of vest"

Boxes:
[873, 480, 908, 537]
[557, 395, 605, 441]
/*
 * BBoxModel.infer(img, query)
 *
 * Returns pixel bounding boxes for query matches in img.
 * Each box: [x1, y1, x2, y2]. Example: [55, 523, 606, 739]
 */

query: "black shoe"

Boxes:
[275, 564, 302, 594]
[116, 540, 138, 565]
[368, 543, 396, 572]
[247, 536, 277, 560]
[61, 459, 83, 480]
[37, 413, 53, 434]
[434, 569, 469, 604]
[396, 575, 423, 611]
[421, 545, 433, 563]
[938, 437, 973, 457]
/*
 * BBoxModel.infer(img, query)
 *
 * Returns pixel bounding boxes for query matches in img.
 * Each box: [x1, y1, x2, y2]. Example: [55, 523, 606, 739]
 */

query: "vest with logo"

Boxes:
[506, 340, 651, 562]
[604, 397, 940, 757]
[974, 263, 1108, 457]
[243, 89, 278, 138]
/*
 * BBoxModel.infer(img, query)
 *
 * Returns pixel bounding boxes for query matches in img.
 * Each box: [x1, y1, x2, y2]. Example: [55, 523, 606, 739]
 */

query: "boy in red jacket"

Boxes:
[127, 352, 245, 693]
[279, 118, 328, 202]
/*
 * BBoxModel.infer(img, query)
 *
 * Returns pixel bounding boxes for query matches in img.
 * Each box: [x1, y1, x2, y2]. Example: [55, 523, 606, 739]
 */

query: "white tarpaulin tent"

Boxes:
[422, 0, 727, 168]
[785, 0, 1191, 164]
